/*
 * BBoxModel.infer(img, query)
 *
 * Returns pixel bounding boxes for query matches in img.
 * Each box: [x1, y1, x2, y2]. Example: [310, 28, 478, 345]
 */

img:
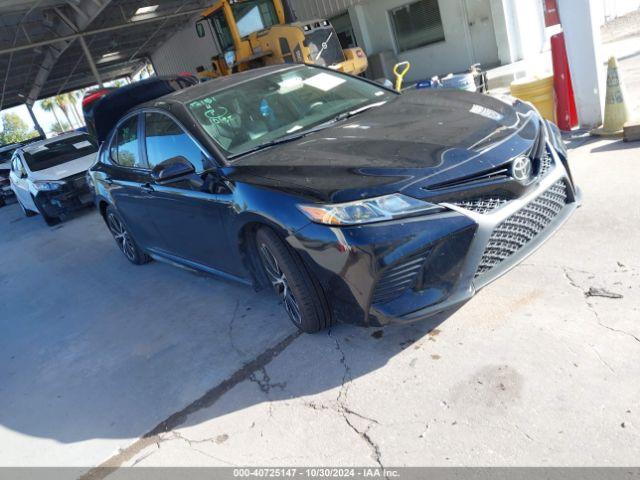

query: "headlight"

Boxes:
[33, 181, 65, 192]
[298, 193, 445, 226]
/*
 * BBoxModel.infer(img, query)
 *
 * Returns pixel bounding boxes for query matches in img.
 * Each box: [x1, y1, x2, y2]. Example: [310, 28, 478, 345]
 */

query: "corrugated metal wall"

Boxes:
[287, 0, 363, 20]
[150, 16, 219, 76]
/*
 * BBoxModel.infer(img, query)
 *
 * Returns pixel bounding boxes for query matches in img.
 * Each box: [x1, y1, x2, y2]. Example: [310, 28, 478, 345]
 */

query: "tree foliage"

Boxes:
[51, 120, 71, 134]
[0, 112, 38, 146]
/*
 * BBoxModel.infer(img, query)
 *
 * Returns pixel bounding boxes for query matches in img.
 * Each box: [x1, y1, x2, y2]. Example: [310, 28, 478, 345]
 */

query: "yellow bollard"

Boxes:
[393, 61, 411, 92]
[510, 74, 556, 122]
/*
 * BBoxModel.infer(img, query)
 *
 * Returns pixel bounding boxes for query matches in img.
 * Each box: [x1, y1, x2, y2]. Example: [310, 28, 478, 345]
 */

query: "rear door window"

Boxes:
[111, 116, 145, 168]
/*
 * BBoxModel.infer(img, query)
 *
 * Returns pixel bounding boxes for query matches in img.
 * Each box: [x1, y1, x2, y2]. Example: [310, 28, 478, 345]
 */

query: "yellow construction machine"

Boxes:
[195, 0, 368, 78]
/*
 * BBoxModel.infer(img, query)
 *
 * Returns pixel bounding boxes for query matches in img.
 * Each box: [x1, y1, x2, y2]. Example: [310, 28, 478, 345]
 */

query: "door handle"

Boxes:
[104, 176, 114, 185]
[141, 182, 155, 193]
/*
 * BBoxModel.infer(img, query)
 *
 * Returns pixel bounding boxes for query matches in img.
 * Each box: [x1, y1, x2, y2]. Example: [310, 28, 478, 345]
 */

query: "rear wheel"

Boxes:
[255, 227, 332, 333]
[105, 205, 151, 265]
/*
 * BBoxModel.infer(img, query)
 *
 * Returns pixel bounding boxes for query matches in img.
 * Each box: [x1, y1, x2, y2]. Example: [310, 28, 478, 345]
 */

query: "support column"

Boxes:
[79, 36, 103, 88]
[557, 0, 605, 128]
[25, 102, 46, 139]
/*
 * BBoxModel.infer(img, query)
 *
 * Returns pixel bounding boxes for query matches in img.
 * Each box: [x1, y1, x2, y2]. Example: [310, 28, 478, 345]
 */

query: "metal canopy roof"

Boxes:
[0, 0, 210, 111]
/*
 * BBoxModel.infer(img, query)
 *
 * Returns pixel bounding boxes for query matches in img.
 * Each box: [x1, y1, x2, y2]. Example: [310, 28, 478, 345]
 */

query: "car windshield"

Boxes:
[23, 134, 97, 172]
[187, 66, 396, 158]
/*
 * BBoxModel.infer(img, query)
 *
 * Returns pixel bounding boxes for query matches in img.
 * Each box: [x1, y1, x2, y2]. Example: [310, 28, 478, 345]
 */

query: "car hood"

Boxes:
[229, 89, 542, 203]
[28, 153, 97, 182]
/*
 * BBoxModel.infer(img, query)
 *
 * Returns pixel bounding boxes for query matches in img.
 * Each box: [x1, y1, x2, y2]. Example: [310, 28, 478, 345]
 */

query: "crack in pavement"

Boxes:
[590, 345, 616, 374]
[329, 329, 385, 470]
[165, 432, 236, 466]
[80, 331, 301, 480]
[249, 366, 287, 395]
[563, 268, 640, 345]
[227, 300, 245, 356]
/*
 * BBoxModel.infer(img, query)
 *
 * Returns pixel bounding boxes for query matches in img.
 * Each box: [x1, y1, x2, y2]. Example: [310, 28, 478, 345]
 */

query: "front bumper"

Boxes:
[292, 142, 579, 327]
[34, 174, 94, 217]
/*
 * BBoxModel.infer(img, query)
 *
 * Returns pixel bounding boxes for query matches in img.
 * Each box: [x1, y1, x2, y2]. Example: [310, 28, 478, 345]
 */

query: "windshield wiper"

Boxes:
[323, 101, 388, 124]
[230, 129, 319, 158]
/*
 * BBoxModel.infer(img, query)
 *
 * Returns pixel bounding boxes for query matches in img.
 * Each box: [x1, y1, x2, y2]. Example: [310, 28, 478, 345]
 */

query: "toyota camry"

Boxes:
[89, 65, 580, 333]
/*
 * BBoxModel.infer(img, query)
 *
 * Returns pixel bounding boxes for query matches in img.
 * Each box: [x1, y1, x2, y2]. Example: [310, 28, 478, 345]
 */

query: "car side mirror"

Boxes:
[151, 156, 195, 184]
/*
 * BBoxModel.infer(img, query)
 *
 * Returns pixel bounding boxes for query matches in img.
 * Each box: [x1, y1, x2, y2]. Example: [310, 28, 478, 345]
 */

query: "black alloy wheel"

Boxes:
[255, 227, 333, 333]
[105, 206, 151, 265]
[259, 241, 303, 325]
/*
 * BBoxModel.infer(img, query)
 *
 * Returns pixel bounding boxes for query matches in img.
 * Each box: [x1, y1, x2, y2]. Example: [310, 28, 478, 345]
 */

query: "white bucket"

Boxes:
[441, 73, 476, 92]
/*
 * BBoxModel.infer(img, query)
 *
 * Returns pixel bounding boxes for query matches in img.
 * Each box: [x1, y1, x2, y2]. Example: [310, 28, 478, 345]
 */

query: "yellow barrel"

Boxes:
[510, 74, 556, 122]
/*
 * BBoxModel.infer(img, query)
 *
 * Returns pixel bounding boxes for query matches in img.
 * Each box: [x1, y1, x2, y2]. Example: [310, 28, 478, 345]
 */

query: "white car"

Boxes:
[9, 132, 98, 225]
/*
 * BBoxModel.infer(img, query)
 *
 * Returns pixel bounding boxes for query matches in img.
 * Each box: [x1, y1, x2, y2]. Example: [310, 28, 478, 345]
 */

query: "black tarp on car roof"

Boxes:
[84, 75, 198, 144]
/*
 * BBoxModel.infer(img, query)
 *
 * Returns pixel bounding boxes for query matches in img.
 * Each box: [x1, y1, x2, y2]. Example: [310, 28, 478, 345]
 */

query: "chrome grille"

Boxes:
[372, 253, 429, 304]
[475, 180, 568, 278]
[452, 196, 510, 214]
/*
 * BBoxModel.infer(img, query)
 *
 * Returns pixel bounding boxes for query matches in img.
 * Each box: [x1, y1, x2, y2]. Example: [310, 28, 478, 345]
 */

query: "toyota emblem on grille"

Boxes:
[511, 156, 533, 183]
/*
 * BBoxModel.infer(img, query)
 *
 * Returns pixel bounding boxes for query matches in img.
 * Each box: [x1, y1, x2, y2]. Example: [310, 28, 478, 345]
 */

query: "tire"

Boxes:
[0, 196, 5, 208]
[105, 205, 151, 265]
[255, 227, 333, 333]
[17, 197, 37, 217]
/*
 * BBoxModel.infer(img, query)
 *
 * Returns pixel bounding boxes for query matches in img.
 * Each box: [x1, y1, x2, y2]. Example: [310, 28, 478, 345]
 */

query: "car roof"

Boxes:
[20, 132, 87, 154]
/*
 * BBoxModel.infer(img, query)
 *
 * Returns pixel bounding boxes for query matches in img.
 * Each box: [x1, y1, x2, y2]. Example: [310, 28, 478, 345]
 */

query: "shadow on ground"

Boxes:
[0, 201, 456, 454]
[590, 139, 639, 153]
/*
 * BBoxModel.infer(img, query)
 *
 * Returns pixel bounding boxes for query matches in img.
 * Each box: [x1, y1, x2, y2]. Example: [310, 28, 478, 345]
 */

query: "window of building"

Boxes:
[389, 0, 445, 53]
[111, 115, 144, 168]
[144, 113, 209, 172]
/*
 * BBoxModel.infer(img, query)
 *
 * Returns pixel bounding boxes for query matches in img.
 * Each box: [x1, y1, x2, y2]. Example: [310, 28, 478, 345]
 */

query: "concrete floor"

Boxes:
[1, 135, 638, 472]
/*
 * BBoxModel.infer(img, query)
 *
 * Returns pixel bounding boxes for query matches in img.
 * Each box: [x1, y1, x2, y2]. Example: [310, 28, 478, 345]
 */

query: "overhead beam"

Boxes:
[0, 7, 205, 56]
[78, 36, 103, 87]
[25, 0, 114, 104]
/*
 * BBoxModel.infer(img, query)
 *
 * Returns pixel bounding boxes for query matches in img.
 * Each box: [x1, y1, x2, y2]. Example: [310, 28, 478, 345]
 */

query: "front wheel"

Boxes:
[255, 227, 333, 333]
[105, 206, 151, 265]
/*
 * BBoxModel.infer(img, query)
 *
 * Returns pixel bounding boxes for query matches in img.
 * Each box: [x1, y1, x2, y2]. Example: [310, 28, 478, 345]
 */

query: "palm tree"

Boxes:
[54, 94, 75, 128]
[40, 97, 65, 133]
[66, 92, 84, 127]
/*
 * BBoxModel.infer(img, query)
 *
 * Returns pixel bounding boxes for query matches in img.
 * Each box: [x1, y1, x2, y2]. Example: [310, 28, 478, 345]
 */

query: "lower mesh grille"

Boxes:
[538, 149, 554, 177]
[475, 180, 568, 278]
[372, 253, 429, 304]
[452, 196, 510, 214]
